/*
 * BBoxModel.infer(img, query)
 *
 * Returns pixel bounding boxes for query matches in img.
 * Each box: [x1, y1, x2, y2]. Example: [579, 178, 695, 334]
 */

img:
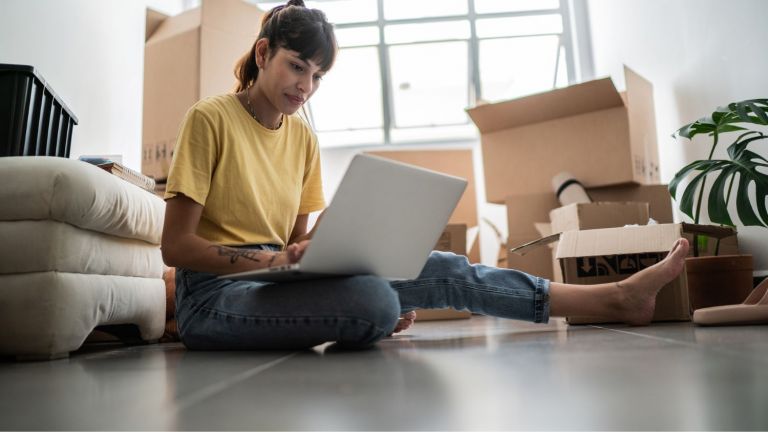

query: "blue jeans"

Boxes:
[175, 245, 550, 350]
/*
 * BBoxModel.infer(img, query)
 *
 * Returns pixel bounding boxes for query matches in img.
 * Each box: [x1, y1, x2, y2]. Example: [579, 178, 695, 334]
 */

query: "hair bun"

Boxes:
[286, 0, 306, 7]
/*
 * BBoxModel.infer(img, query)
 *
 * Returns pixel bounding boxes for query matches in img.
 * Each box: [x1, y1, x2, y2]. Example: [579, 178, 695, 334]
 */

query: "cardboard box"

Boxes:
[417, 223, 474, 321]
[549, 202, 650, 235]
[548, 201, 651, 282]
[682, 232, 739, 257]
[558, 224, 690, 324]
[467, 66, 660, 203]
[511, 223, 738, 325]
[505, 184, 673, 239]
[435, 223, 467, 256]
[587, 184, 673, 224]
[505, 192, 560, 239]
[143, 0, 264, 180]
[415, 308, 472, 321]
[589, 184, 736, 256]
[504, 185, 670, 281]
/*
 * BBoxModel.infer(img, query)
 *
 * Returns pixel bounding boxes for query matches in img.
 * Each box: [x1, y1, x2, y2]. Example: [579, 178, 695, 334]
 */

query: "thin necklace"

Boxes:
[245, 86, 283, 130]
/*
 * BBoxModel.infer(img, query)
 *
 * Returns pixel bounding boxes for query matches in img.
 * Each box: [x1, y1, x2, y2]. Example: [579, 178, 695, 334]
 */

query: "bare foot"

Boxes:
[389, 311, 417, 335]
[617, 238, 690, 325]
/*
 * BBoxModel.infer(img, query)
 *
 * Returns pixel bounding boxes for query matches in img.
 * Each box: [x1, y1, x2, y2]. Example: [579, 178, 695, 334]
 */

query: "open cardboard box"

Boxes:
[504, 184, 673, 280]
[510, 223, 738, 324]
[143, 0, 264, 180]
[467, 66, 660, 203]
[548, 201, 651, 282]
[549, 201, 650, 235]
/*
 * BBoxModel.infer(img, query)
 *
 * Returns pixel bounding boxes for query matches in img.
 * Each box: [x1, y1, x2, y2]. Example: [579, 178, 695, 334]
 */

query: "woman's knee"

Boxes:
[421, 251, 470, 278]
[340, 275, 400, 333]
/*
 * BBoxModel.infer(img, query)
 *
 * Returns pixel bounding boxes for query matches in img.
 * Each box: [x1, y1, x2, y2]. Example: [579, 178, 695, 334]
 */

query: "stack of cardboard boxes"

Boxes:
[467, 66, 739, 324]
[143, 0, 264, 181]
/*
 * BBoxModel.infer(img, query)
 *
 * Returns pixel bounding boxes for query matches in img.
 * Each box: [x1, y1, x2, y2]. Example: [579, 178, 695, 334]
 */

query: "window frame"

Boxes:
[260, 0, 592, 147]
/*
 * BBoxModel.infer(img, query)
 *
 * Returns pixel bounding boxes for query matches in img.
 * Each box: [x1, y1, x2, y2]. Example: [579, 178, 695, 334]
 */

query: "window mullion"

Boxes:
[553, 35, 563, 88]
[468, 0, 481, 105]
[377, 0, 393, 144]
[559, 0, 577, 84]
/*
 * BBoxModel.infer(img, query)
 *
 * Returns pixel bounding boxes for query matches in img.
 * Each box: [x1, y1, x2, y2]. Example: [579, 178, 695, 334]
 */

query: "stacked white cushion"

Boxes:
[0, 156, 164, 243]
[0, 220, 163, 277]
[0, 157, 167, 359]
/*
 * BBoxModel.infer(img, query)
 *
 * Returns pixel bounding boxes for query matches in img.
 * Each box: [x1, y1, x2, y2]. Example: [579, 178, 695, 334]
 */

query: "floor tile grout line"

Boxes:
[172, 353, 298, 413]
[589, 325, 699, 346]
[590, 325, 768, 364]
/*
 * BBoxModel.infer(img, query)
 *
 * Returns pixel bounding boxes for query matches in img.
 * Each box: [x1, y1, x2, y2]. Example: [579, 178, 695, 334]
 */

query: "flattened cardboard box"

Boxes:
[143, 0, 264, 180]
[418, 223, 474, 321]
[468, 66, 660, 203]
[511, 223, 737, 324]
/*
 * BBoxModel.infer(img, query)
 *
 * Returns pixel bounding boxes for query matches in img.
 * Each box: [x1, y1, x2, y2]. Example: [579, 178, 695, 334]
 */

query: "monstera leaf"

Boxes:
[674, 99, 768, 140]
[670, 130, 768, 228]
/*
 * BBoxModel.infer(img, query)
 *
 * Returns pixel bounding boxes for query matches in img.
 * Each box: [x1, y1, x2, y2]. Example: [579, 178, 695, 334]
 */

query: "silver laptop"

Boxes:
[220, 153, 467, 282]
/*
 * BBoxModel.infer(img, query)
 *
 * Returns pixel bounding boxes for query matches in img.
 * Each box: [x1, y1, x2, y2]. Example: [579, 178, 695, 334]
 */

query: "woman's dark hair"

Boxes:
[234, 0, 337, 92]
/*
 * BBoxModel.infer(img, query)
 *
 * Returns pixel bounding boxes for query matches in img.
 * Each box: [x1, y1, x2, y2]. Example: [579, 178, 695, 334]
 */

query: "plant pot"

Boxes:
[685, 254, 754, 311]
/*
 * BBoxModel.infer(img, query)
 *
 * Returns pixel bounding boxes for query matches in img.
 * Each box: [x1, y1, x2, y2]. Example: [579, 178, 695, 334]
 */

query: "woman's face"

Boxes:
[258, 44, 326, 116]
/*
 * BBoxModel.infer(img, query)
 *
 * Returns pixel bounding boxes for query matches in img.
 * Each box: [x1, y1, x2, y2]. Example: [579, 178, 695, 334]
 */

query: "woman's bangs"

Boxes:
[287, 27, 336, 71]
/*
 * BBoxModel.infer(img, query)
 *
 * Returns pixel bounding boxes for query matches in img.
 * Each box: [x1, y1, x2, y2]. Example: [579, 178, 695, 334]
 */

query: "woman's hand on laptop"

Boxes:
[286, 240, 311, 263]
[269, 240, 312, 267]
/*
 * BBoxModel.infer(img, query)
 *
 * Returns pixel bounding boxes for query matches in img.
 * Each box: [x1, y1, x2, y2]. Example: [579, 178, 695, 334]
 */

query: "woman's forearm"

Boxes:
[162, 233, 285, 275]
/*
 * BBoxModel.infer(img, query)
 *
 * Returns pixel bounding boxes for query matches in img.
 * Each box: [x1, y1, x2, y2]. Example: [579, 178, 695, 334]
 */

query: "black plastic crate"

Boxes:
[0, 64, 78, 158]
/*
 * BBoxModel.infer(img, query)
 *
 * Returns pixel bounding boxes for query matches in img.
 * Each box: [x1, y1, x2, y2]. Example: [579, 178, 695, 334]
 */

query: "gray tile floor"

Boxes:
[1, 316, 767, 430]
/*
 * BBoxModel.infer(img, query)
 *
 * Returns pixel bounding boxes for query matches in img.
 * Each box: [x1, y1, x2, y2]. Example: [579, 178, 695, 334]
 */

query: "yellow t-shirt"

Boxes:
[165, 94, 325, 247]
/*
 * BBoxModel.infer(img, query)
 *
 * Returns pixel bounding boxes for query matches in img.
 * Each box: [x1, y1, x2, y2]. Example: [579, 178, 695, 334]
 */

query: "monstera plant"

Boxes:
[669, 99, 767, 310]
[669, 99, 768, 256]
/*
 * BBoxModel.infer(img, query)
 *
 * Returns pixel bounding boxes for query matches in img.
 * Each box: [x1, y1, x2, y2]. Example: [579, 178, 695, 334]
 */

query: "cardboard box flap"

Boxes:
[146, 8, 201, 45]
[534, 222, 552, 237]
[624, 66, 659, 181]
[467, 225, 480, 250]
[466, 77, 623, 133]
[549, 201, 650, 234]
[146, 8, 170, 42]
[508, 233, 561, 256]
[681, 223, 736, 239]
[587, 184, 673, 223]
[556, 223, 681, 259]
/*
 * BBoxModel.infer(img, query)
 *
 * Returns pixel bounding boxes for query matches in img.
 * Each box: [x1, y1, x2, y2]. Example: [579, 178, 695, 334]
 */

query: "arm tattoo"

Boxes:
[210, 246, 269, 264]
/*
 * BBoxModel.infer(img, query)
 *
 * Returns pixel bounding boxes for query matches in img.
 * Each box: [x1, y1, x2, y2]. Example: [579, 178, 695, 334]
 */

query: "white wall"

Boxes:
[0, 0, 183, 171]
[587, 0, 768, 274]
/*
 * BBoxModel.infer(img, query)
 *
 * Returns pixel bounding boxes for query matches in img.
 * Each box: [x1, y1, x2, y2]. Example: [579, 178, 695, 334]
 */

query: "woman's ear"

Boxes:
[254, 38, 270, 69]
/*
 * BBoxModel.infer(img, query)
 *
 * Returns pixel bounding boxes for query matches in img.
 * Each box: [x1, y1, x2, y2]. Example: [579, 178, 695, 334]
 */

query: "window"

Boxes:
[254, 0, 588, 147]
